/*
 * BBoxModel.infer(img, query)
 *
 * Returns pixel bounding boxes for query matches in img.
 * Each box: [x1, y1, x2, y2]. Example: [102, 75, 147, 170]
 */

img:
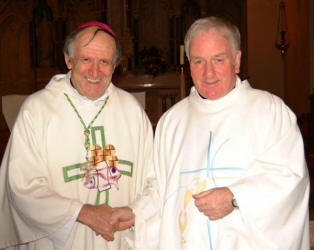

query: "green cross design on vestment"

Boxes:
[62, 126, 133, 205]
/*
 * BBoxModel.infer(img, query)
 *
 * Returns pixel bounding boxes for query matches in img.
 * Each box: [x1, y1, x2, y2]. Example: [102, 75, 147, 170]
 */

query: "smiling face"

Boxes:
[189, 29, 241, 100]
[64, 27, 116, 100]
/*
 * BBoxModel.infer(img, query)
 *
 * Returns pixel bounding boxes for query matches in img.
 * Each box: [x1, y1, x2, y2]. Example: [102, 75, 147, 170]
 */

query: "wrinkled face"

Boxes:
[64, 27, 116, 100]
[189, 30, 241, 100]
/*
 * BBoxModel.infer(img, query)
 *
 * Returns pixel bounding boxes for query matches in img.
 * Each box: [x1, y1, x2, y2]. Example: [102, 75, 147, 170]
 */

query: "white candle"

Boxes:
[180, 45, 185, 65]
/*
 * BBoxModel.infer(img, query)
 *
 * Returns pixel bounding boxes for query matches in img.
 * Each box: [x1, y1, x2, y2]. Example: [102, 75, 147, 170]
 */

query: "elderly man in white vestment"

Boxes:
[111, 16, 310, 250]
[0, 21, 153, 250]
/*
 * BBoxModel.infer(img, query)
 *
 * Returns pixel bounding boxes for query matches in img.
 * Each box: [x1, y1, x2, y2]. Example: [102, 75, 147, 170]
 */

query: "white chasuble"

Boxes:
[0, 72, 154, 250]
[150, 77, 310, 250]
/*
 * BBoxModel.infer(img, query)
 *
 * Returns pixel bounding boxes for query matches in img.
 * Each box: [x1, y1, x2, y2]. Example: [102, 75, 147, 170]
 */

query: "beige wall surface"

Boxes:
[247, 0, 310, 116]
[310, 0, 314, 94]
[247, 0, 285, 98]
[285, 0, 310, 115]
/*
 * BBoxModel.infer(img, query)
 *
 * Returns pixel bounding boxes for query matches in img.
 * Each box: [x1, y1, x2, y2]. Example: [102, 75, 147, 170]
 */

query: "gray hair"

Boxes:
[63, 27, 122, 65]
[184, 16, 241, 60]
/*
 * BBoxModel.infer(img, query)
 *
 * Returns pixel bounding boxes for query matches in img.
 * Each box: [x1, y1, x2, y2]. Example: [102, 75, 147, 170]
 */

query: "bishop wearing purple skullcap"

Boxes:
[0, 19, 153, 250]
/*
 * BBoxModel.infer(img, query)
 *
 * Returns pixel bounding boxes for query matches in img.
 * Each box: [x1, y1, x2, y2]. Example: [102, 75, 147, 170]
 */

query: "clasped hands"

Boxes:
[77, 187, 234, 241]
[77, 204, 135, 241]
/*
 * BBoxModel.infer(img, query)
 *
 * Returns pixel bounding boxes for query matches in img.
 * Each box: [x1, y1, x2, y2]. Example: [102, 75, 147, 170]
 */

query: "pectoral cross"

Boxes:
[80, 164, 96, 184]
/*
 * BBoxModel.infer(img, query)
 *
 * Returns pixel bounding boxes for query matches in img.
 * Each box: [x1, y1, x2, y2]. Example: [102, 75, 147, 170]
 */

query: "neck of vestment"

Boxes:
[190, 76, 242, 113]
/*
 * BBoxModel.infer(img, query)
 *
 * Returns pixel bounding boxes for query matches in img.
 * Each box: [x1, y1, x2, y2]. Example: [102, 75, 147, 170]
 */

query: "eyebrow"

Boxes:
[190, 52, 227, 59]
[190, 56, 203, 60]
[212, 52, 227, 58]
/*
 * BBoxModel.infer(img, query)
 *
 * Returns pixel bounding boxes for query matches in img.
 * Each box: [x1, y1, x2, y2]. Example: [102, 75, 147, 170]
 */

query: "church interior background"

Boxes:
[0, 0, 314, 222]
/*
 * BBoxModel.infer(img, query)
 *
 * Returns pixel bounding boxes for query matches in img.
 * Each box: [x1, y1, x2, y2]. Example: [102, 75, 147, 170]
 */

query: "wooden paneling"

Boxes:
[113, 72, 182, 128]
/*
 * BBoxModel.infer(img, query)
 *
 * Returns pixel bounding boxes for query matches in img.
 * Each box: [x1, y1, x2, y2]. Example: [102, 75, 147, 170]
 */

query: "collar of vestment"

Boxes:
[190, 76, 247, 113]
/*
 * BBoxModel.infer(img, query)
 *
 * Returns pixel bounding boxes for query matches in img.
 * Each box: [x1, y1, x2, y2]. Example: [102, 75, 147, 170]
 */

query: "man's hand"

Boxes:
[77, 204, 118, 241]
[110, 207, 135, 231]
[193, 187, 234, 220]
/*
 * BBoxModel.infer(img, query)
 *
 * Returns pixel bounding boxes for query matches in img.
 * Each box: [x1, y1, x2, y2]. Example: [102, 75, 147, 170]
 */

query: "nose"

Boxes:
[205, 61, 215, 78]
[89, 62, 100, 78]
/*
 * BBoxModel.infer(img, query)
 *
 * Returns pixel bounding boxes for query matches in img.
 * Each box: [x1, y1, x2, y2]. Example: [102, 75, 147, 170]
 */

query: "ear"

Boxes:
[234, 51, 241, 74]
[64, 52, 73, 70]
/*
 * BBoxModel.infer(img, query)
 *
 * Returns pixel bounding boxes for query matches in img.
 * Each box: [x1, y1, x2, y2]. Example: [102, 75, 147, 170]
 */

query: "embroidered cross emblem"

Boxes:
[62, 126, 133, 205]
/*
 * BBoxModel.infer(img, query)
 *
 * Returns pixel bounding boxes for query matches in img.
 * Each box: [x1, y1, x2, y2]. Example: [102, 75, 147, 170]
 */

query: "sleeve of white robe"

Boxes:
[48, 203, 83, 246]
[4, 101, 82, 245]
[128, 114, 162, 250]
[228, 96, 310, 249]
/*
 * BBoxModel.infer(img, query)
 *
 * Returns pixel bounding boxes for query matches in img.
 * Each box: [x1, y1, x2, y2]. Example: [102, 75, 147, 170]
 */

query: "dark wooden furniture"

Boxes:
[113, 71, 183, 128]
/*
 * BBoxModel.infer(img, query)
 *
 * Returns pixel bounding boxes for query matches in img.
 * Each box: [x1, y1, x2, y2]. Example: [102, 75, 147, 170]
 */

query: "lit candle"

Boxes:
[180, 45, 185, 65]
